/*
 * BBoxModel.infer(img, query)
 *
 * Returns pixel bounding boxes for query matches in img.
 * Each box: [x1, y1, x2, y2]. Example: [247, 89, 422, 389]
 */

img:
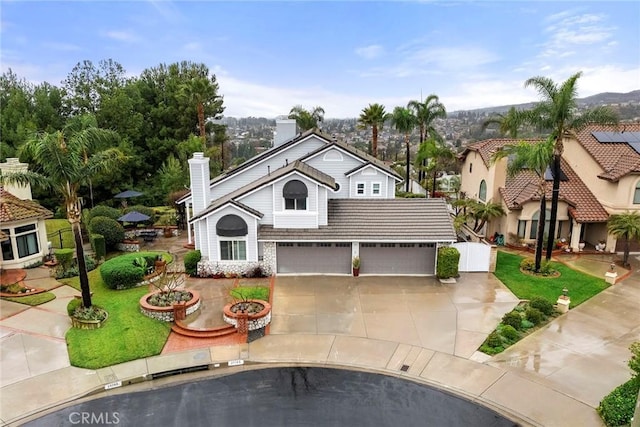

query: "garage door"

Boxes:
[359, 243, 436, 275]
[277, 242, 352, 274]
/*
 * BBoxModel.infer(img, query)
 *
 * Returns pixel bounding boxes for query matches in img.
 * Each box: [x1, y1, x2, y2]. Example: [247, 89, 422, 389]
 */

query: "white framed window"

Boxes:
[2, 224, 41, 260]
[371, 182, 381, 196]
[479, 180, 487, 202]
[356, 182, 365, 195]
[634, 181, 640, 204]
[283, 180, 308, 210]
[219, 239, 247, 261]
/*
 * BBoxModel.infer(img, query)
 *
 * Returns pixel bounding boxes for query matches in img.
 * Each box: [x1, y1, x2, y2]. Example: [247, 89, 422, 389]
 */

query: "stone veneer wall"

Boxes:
[197, 244, 275, 278]
[140, 299, 201, 322]
[223, 310, 271, 331]
[116, 241, 140, 252]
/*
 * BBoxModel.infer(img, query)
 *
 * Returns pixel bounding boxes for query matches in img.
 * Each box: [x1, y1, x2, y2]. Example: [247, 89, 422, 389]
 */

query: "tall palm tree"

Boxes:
[1, 121, 124, 308]
[607, 211, 640, 268]
[469, 200, 505, 234]
[408, 95, 446, 183]
[357, 103, 388, 158]
[524, 72, 618, 260]
[390, 106, 417, 193]
[288, 105, 325, 131]
[178, 77, 215, 150]
[481, 106, 524, 138]
[492, 139, 554, 271]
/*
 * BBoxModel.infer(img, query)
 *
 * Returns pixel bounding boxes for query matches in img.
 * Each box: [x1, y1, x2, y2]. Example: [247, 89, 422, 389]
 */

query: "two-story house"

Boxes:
[460, 123, 640, 253]
[180, 120, 456, 276]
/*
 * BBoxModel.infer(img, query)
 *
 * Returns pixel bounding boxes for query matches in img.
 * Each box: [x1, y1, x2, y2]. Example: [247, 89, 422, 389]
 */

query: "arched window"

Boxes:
[634, 181, 640, 204]
[283, 180, 307, 210]
[479, 180, 487, 202]
[216, 214, 247, 260]
[530, 209, 551, 240]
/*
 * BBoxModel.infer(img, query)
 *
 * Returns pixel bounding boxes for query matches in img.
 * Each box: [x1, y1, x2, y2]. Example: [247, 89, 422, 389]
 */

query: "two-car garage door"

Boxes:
[276, 242, 436, 275]
[359, 243, 436, 275]
[276, 242, 352, 274]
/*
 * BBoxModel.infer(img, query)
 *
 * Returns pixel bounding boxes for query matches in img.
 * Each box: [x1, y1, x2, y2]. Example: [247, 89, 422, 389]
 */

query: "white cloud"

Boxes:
[355, 44, 384, 59]
[42, 42, 81, 52]
[104, 30, 140, 43]
[539, 11, 615, 58]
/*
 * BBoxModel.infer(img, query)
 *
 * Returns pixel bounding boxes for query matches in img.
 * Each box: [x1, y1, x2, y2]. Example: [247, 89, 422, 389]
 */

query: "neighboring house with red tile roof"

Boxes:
[0, 187, 53, 269]
[460, 137, 610, 252]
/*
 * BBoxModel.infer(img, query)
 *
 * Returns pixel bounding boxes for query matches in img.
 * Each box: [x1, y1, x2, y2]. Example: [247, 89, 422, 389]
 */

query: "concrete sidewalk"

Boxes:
[2, 244, 639, 426]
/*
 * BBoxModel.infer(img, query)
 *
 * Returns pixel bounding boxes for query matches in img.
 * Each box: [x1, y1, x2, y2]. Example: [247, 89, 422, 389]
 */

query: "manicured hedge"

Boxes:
[437, 246, 460, 279]
[184, 250, 201, 276]
[90, 234, 106, 261]
[100, 252, 161, 289]
[87, 205, 122, 222]
[89, 216, 125, 249]
[54, 248, 75, 270]
[598, 378, 639, 426]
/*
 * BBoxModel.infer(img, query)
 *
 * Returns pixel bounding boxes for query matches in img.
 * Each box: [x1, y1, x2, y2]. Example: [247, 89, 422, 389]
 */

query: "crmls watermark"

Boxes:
[68, 412, 120, 425]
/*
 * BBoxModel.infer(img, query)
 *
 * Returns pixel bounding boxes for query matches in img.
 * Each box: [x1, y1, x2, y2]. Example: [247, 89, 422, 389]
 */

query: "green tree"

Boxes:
[1, 120, 124, 308]
[415, 139, 456, 197]
[390, 106, 417, 193]
[177, 76, 216, 150]
[408, 95, 446, 183]
[288, 105, 325, 131]
[524, 72, 618, 260]
[492, 139, 554, 271]
[357, 103, 388, 158]
[481, 106, 525, 138]
[607, 211, 640, 268]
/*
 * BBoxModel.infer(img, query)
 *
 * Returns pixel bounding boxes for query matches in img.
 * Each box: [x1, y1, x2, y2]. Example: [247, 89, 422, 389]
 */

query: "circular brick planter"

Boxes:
[139, 290, 201, 322]
[223, 299, 271, 331]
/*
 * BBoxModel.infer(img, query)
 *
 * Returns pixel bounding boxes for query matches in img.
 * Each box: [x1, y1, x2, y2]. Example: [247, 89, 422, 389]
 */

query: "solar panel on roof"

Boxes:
[628, 142, 640, 155]
[623, 132, 640, 143]
[544, 165, 568, 181]
[592, 131, 614, 142]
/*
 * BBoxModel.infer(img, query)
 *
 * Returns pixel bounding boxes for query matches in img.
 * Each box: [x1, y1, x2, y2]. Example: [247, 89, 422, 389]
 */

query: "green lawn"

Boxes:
[231, 286, 269, 301]
[494, 251, 609, 307]
[63, 251, 172, 369]
[45, 219, 75, 249]
[1, 292, 56, 306]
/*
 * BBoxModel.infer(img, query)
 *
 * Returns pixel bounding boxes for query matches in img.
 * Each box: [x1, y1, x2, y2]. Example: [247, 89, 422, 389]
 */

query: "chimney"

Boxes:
[273, 119, 297, 147]
[188, 153, 211, 215]
[0, 158, 32, 200]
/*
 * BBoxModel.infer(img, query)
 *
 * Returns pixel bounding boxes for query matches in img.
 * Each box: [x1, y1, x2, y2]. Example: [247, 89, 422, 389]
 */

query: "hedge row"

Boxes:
[437, 246, 460, 279]
[89, 216, 124, 249]
[100, 252, 162, 289]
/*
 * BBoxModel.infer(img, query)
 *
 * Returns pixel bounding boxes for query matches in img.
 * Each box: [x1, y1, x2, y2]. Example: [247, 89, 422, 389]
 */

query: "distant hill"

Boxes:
[451, 90, 640, 116]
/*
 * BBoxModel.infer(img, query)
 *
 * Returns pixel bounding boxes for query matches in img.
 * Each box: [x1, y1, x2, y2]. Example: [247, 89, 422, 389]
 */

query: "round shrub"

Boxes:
[502, 310, 523, 331]
[529, 297, 555, 316]
[521, 319, 534, 329]
[87, 205, 121, 222]
[500, 325, 520, 342]
[100, 251, 162, 289]
[519, 258, 535, 272]
[525, 307, 544, 325]
[184, 250, 201, 276]
[89, 216, 125, 249]
[486, 331, 503, 348]
[125, 205, 156, 226]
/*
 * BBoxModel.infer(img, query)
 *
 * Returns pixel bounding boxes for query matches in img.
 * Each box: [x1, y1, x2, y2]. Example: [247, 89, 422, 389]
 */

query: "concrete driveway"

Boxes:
[270, 273, 520, 358]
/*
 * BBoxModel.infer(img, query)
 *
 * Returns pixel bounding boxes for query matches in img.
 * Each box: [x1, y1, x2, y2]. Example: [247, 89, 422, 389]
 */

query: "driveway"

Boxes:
[270, 274, 519, 358]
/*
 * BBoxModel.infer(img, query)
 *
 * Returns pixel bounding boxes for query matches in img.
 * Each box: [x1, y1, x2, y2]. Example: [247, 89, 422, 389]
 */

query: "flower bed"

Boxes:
[223, 299, 271, 331]
[139, 289, 201, 322]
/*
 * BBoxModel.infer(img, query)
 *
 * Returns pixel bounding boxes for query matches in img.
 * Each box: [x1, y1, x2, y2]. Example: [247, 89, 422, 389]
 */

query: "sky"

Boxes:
[1, 1, 639, 118]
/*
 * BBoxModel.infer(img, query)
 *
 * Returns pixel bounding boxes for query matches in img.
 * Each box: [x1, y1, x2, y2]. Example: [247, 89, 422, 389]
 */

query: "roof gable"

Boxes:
[0, 187, 53, 223]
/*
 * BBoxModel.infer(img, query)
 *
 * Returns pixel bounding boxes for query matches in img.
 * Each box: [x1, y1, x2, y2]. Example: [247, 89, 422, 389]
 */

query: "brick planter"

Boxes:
[139, 289, 201, 322]
[223, 299, 271, 331]
[70, 311, 108, 330]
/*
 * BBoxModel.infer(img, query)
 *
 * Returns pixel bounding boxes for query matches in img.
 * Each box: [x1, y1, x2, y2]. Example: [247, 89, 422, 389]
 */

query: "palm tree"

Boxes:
[408, 95, 446, 183]
[470, 200, 505, 234]
[492, 139, 554, 271]
[357, 103, 388, 158]
[607, 211, 640, 268]
[288, 105, 325, 131]
[178, 77, 215, 151]
[481, 106, 524, 138]
[524, 72, 618, 260]
[390, 106, 417, 193]
[1, 120, 124, 308]
[415, 139, 456, 197]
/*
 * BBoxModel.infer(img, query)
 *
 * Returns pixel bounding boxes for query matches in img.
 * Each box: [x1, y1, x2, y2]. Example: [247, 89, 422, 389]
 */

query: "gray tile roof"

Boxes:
[190, 160, 336, 223]
[258, 198, 456, 242]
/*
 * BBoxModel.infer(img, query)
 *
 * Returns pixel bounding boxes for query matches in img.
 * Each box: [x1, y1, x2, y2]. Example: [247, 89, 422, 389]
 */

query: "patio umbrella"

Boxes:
[118, 211, 151, 223]
[114, 190, 143, 199]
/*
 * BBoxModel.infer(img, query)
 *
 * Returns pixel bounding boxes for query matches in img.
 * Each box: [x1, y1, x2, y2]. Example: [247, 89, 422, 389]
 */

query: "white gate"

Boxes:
[452, 242, 491, 272]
